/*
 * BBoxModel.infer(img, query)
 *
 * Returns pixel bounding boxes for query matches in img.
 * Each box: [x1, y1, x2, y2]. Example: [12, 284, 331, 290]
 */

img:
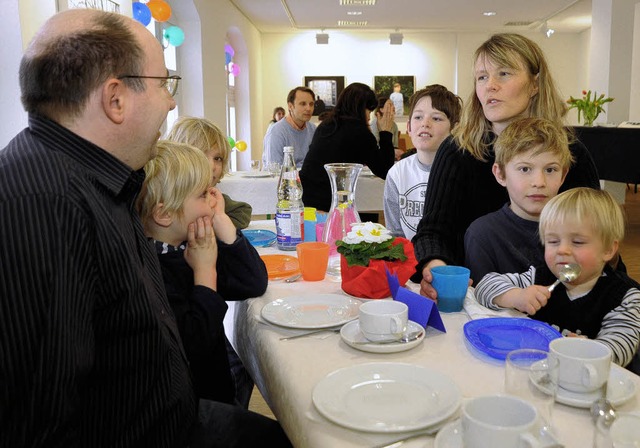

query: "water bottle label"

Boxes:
[276, 211, 304, 246]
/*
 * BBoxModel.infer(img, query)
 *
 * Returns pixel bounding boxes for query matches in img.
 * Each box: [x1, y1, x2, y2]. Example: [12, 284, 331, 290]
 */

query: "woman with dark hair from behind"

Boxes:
[300, 82, 395, 212]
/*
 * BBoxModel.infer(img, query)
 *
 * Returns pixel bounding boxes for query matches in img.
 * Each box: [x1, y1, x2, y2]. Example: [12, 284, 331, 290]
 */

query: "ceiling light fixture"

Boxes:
[316, 31, 329, 44]
[347, 11, 362, 15]
[541, 21, 555, 38]
[483, 11, 496, 16]
[339, 0, 376, 5]
[389, 32, 403, 45]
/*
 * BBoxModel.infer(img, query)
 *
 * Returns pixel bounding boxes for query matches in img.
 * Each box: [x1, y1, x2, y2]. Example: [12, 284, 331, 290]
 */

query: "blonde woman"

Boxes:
[412, 33, 600, 300]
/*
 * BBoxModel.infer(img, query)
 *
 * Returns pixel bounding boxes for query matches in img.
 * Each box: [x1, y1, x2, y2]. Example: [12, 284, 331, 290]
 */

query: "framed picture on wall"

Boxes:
[304, 76, 345, 115]
[57, 0, 121, 12]
[373, 75, 415, 116]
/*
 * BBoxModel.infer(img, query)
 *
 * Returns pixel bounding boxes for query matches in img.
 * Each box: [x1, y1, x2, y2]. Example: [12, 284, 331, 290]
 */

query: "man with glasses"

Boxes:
[1, 9, 291, 448]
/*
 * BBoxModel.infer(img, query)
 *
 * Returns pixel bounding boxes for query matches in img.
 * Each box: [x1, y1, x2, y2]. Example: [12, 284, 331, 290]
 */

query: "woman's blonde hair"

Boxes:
[166, 116, 231, 180]
[539, 188, 625, 249]
[494, 117, 574, 172]
[454, 33, 569, 161]
[137, 140, 211, 229]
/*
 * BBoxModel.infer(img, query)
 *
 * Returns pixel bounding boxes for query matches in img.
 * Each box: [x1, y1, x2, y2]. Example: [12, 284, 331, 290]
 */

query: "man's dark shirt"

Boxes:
[0, 115, 195, 447]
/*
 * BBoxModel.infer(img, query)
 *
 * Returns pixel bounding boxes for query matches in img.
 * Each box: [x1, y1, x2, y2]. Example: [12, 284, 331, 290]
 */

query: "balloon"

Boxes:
[148, 0, 172, 22]
[235, 141, 247, 152]
[224, 44, 235, 58]
[225, 51, 232, 65]
[132, 2, 151, 26]
[230, 63, 240, 77]
[227, 136, 236, 149]
[164, 26, 185, 47]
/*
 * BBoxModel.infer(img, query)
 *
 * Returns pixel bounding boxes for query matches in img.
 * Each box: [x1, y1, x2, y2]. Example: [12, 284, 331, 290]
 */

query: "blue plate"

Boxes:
[242, 229, 277, 247]
[463, 318, 562, 360]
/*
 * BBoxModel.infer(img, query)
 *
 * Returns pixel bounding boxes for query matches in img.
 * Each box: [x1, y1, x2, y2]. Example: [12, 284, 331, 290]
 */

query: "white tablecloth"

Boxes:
[225, 221, 640, 448]
[217, 171, 385, 215]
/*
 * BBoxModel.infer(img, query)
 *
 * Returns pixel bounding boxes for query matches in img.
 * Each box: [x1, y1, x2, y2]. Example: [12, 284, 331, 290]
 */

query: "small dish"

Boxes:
[260, 254, 299, 280]
[434, 419, 462, 448]
[340, 319, 425, 353]
[555, 364, 636, 408]
[242, 229, 276, 247]
[261, 293, 360, 329]
[463, 317, 562, 360]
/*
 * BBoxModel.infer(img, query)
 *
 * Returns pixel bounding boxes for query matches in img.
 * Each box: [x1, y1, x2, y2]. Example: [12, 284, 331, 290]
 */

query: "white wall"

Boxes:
[260, 29, 589, 144]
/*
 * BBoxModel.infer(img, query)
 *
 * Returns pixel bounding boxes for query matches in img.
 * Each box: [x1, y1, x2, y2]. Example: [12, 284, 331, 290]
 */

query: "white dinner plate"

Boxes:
[555, 364, 636, 408]
[261, 294, 361, 329]
[434, 419, 462, 448]
[312, 362, 461, 433]
[340, 319, 425, 353]
[241, 171, 273, 178]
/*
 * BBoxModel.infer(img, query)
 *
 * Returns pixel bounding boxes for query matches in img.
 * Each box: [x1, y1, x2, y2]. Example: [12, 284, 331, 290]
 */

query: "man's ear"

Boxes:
[152, 204, 174, 227]
[492, 163, 507, 187]
[102, 78, 126, 124]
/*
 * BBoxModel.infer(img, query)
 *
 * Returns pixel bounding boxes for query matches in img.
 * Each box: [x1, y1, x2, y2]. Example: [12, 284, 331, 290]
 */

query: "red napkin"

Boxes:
[340, 237, 417, 299]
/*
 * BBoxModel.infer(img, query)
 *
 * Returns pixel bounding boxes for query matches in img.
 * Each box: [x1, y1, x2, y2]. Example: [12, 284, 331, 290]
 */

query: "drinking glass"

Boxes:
[505, 349, 559, 433]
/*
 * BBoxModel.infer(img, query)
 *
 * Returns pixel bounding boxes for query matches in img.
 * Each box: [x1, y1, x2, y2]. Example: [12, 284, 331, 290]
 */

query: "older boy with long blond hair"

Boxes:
[167, 116, 252, 229]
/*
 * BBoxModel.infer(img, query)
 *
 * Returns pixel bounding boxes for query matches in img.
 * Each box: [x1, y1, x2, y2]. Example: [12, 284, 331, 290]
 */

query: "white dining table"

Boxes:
[217, 171, 385, 215]
[224, 221, 640, 448]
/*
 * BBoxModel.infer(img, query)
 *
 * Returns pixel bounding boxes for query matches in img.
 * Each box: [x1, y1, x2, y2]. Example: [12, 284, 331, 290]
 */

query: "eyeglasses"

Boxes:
[117, 75, 182, 97]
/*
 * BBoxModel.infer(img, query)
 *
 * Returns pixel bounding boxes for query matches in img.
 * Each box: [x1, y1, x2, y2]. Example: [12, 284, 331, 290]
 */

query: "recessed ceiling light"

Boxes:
[340, 0, 376, 6]
[347, 11, 363, 15]
[483, 11, 497, 16]
[337, 20, 368, 26]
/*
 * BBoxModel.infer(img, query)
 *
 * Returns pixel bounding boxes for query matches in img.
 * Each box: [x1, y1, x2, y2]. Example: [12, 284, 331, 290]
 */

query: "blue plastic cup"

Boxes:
[431, 266, 470, 312]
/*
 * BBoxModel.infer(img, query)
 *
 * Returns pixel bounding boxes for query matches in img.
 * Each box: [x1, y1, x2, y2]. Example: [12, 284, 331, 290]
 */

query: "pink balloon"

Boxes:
[230, 63, 241, 77]
[224, 44, 235, 58]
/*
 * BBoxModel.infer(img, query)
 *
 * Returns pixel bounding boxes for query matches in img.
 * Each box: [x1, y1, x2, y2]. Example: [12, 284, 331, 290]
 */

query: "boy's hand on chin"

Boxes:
[184, 216, 218, 289]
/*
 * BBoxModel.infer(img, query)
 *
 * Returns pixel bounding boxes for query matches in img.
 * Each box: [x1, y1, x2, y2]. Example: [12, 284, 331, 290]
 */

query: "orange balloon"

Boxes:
[148, 0, 172, 22]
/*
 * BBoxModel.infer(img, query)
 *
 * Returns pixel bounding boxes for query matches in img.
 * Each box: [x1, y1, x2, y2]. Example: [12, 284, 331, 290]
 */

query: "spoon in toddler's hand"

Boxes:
[548, 263, 581, 292]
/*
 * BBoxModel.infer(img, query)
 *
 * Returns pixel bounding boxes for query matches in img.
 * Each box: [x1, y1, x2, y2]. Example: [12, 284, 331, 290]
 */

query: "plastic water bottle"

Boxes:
[275, 146, 304, 250]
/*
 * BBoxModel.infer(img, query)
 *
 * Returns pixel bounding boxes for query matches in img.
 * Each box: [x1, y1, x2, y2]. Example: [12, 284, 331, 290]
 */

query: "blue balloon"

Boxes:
[225, 51, 232, 65]
[133, 2, 152, 26]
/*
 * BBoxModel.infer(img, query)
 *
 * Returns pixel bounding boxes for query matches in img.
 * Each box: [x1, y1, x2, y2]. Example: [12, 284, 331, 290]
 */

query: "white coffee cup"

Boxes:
[462, 395, 542, 448]
[358, 300, 408, 342]
[549, 338, 612, 393]
[609, 413, 640, 447]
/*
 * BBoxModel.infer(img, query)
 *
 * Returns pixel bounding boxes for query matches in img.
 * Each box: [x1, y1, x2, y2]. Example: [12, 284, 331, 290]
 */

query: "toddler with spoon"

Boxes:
[475, 188, 640, 369]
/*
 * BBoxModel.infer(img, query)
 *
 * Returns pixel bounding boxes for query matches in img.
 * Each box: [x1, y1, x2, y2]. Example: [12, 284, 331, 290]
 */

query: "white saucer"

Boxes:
[555, 364, 636, 408]
[340, 319, 425, 353]
[434, 419, 462, 448]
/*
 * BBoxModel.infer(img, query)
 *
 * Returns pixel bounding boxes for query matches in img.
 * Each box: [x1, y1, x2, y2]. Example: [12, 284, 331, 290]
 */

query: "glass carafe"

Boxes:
[322, 163, 363, 277]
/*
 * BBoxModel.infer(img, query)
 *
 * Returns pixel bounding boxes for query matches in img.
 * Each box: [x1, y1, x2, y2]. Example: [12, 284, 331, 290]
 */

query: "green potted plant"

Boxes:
[567, 90, 614, 126]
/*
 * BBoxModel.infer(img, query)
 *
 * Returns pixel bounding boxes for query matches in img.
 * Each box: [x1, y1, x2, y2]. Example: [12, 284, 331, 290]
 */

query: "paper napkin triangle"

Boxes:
[386, 268, 446, 333]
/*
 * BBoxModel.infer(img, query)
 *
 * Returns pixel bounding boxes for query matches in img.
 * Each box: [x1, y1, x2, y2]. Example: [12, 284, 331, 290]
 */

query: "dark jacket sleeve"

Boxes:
[411, 138, 473, 276]
[411, 137, 507, 281]
[216, 231, 268, 299]
[365, 129, 395, 179]
[561, 139, 601, 191]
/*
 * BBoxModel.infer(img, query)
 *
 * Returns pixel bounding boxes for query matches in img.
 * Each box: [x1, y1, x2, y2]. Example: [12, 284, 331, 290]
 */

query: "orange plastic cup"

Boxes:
[296, 242, 330, 281]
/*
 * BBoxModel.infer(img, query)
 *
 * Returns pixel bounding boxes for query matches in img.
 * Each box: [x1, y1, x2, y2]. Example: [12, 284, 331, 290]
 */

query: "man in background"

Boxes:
[262, 86, 316, 168]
